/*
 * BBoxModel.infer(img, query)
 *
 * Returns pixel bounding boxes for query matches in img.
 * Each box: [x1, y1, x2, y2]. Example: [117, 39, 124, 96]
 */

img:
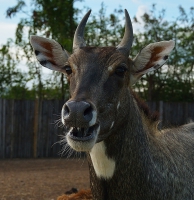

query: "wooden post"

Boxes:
[2, 99, 6, 158]
[10, 99, 14, 158]
[0, 99, 2, 158]
[33, 99, 39, 158]
[159, 101, 163, 128]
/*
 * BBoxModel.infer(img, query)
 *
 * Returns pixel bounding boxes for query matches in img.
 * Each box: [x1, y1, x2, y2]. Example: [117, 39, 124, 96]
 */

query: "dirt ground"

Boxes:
[0, 159, 90, 200]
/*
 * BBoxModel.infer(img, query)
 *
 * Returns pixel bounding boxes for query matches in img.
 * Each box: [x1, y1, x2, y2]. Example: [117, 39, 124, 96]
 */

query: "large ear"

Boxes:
[30, 35, 69, 72]
[130, 40, 175, 85]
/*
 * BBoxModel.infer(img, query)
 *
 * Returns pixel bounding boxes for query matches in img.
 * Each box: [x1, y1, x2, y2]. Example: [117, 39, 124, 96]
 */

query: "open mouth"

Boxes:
[68, 124, 99, 141]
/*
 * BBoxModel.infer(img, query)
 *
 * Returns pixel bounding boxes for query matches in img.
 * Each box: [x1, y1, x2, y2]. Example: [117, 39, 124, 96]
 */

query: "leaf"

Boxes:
[6, 0, 26, 18]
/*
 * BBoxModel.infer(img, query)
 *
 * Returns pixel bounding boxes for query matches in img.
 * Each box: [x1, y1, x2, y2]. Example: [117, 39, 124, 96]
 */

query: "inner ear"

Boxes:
[30, 35, 69, 72]
[130, 40, 175, 85]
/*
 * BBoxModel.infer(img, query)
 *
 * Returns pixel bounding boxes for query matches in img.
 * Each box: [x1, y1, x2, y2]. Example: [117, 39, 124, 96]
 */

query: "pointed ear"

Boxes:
[130, 40, 175, 85]
[30, 35, 69, 72]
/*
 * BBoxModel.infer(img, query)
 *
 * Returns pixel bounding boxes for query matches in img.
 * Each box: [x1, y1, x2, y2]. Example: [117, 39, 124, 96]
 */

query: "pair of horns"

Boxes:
[73, 9, 133, 56]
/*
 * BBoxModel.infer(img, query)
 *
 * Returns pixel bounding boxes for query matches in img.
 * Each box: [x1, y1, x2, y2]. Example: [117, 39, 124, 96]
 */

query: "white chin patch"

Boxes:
[66, 125, 100, 152]
[66, 134, 97, 152]
[90, 141, 115, 179]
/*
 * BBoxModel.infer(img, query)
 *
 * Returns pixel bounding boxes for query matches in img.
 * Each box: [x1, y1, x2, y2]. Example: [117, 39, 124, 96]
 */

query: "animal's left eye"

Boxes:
[115, 65, 127, 77]
[63, 65, 72, 75]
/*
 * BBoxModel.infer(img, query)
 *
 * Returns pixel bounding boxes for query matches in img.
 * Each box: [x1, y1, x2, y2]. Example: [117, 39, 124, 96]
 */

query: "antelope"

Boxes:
[30, 10, 194, 200]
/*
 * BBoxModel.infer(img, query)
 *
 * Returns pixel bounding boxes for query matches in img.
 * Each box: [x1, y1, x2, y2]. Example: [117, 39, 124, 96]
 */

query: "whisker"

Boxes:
[51, 140, 60, 148]
[68, 151, 74, 158]
[53, 119, 64, 129]
[51, 119, 60, 125]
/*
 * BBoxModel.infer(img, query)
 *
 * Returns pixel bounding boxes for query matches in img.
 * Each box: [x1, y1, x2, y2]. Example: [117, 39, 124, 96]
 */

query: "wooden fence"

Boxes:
[147, 101, 194, 127]
[0, 99, 194, 158]
[0, 99, 64, 159]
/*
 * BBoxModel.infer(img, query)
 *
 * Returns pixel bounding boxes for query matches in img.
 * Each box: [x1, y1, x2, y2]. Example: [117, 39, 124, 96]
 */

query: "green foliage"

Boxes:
[6, 0, 78, 51]
[4, 0, 80, 100]
[6, 0, 26, 18]
[0, 39, 28, 98]
[84, 3, 124, 46]
[1, 2, 194, 102]
[83, 3, 194, 102]
[132, 5, 194, 102]
[30, 0, 78, 51]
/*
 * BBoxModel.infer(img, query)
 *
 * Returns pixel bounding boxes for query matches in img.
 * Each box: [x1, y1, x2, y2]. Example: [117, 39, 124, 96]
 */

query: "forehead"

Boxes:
[68, 47, 129, 68]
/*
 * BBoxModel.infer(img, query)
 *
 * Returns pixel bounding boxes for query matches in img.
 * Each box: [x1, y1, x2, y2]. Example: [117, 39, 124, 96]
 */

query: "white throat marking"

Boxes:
[90, 141, 115, 179]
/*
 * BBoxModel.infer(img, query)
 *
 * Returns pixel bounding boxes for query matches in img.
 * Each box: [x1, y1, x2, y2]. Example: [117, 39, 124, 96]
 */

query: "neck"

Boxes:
[87, 97, 194, 199]
[87, 99, 155, 199]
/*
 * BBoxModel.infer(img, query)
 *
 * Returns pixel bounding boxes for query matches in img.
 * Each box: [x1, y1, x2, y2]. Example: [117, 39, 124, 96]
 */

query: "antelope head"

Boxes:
[30, 10, 174, 152]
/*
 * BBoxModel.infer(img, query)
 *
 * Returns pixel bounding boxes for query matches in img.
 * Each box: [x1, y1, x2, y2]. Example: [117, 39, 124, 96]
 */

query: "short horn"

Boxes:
[73, 10, 91, 51]
[117, 9, 133, 56]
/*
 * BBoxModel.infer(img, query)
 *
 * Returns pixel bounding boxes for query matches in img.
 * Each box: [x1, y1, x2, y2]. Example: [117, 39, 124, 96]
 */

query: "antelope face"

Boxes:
[30, 10, 175, 152]
[61, 47, 132, 151]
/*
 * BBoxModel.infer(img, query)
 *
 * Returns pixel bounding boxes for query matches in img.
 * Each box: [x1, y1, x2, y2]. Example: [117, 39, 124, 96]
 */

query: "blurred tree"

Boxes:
[84, 3, 124, 46]
[1, 2, 194, 101]
[0, 39, 29, 98]
[6, 0, 80, 99]
[83, 4, 194, 101]
[132, 4, 194, 102]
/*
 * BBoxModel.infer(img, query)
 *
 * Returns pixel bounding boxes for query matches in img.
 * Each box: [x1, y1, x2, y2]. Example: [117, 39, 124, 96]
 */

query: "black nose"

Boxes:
[63, 101, 93, 127]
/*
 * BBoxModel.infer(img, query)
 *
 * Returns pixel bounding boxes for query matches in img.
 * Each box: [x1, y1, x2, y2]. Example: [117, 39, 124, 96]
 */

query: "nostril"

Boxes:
[63, 101, 94, 125]
[84, 106, 93, 122]
[64, 104, 70, 117]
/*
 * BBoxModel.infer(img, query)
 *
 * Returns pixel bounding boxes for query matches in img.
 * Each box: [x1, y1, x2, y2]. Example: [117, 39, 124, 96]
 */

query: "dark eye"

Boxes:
[115, 65, 127, 77]
[64, 65, 72, 75]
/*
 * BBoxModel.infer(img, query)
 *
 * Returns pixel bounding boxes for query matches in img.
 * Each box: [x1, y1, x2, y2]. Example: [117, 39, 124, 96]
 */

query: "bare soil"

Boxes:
[0, 159, 90, 200]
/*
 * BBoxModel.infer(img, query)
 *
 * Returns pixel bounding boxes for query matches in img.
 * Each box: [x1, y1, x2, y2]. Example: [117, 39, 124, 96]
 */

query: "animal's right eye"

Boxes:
[115, 65, 127, 77]
[64, 65, 72, 75]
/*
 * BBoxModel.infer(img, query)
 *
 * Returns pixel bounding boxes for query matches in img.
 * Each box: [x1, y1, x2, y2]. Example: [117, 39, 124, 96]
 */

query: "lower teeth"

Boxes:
[72, 127, 91, 137]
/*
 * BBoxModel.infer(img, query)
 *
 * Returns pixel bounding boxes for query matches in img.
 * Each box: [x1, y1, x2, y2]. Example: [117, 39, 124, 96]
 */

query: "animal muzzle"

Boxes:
[62, 100, 99, 144]
[63, 100, 94, 126]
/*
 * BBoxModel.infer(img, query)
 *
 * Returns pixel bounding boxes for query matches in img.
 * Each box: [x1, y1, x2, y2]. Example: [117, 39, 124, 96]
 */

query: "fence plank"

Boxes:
[0, 99, 2, 158]
[33, 99, 39, 158]
[2, 99, 6, 158]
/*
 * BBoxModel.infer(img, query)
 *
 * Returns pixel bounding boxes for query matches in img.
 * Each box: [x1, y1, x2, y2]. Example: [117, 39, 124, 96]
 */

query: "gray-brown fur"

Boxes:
[132, 91, 159, 122]
[87, 91, 194, 199]
[29, 9, 193, 200]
